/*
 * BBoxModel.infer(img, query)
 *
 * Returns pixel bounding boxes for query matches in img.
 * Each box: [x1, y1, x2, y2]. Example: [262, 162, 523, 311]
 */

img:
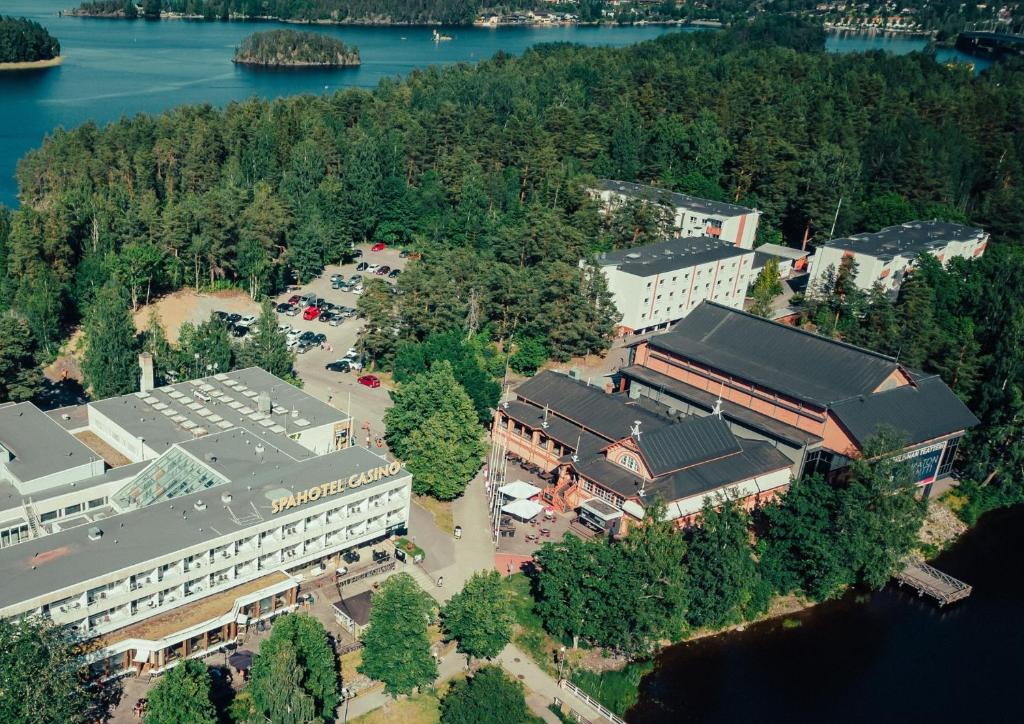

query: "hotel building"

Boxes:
[620, 303, 979, 495]
[592, 179, 761, 248]
[0, 366, 411, 679]
[491, 372, 792, 531]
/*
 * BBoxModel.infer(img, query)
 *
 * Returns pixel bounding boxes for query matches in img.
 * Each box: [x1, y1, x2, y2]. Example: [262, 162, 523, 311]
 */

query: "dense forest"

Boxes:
[1, 20, 1023, 506]
[0, 16, 60, 63]
[234, 29, 359, 66]
[72, 0, 537, 24]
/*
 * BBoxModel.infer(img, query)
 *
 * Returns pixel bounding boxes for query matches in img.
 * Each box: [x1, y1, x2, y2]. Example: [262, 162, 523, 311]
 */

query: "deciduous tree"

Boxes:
[441, 570, 513, 660]
[144, 658, 216, 724]
[440, 666, 531, 724]
[359, 573, 437, 695]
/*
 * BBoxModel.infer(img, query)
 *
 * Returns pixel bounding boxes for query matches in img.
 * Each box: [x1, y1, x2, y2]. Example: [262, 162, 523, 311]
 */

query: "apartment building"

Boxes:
[593, 179, 761, 248]
[807, 220, 989, 294]
[593, 236, 755, 335]
[0, 366, 411, 679]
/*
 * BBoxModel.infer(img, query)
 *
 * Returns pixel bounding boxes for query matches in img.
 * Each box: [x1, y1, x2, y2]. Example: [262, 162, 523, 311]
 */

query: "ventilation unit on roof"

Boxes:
[221, 492, 232, 504]
[194, 500, 207, 512]
[87, 526, 103, 541]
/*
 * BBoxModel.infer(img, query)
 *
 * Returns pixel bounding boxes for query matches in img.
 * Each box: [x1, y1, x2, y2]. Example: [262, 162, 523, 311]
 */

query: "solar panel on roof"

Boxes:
[235, 385, 249, 393]
[188, 379, 202, 387]
[168, 390, 185, 399]
[143, 396, 158, 404]
[247, 413, 262, 421]
[152, 402, 168, 411]
[134, 391, 147, 398]
[221, 396, 234, 404]
[243, 390, 258, 398]
[228, 401, 243, 409]
[213, 373, 228, 381]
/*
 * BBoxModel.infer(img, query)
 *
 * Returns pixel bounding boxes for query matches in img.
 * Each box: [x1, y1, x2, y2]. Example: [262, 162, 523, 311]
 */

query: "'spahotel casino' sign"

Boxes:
[270, 461, 403, 514]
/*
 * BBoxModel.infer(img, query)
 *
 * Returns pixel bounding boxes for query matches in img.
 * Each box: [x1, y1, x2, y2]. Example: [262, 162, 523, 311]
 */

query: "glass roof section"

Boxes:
[112, 447, 228, 511]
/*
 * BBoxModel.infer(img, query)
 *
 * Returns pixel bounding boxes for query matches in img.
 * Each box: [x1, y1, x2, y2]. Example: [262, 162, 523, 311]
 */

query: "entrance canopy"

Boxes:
[132, 647, 151, 665]
[501, 498, 544, 521]
[498, 480, 542, 500]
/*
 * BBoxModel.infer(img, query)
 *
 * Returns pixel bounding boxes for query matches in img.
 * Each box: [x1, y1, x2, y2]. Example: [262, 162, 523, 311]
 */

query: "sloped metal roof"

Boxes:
[636, 415, 741, 476]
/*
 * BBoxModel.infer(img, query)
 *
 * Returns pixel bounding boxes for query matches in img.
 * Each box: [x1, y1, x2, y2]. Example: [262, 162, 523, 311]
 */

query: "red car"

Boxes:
[302, 305, 320, 321]
[357, 375, 380, 388]
[287, 294, 301, 306]
[371, 242, 387, 252]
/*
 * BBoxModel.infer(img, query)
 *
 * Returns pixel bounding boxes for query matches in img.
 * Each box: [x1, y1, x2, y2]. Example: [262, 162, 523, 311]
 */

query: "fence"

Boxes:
[336, 559, 395, 588]
[559, 678, 627, 724]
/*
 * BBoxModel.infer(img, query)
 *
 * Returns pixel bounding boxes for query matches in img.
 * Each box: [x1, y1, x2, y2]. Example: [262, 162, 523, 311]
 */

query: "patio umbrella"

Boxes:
[228, 650, 255, 670]
[498, 480, 542, 500]
[501, 498, 544, 521]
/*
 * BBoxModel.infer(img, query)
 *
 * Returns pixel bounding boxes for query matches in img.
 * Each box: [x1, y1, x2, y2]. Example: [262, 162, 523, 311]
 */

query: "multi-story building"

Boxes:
[491, 372, 792, 531]
[593, 179, 761, 248]
[620, 302, 979, 496]
[593, 236, 755, 335]
[807, 220, 989, 294]
[0, 365, 411, 679]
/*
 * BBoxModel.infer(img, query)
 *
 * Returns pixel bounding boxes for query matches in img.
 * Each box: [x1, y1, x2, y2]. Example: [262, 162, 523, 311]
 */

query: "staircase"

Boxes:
[22, 499, 41, 539]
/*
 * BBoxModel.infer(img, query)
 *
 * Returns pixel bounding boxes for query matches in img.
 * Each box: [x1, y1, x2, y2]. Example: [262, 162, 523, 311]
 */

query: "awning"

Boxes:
[501, 498, 543, 521]
[498, 480, 542, 500]
[235, 613, 249, 625]
[580, 498, 623, 522]
[132, 647, 151, 665]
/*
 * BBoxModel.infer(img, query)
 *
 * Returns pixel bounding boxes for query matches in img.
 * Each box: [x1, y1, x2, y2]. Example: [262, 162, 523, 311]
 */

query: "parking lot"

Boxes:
[271, 244, 408, 444]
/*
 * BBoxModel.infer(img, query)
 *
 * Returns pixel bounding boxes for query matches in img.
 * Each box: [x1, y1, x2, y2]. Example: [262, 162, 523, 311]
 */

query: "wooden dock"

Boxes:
[895, 560, 972, 606]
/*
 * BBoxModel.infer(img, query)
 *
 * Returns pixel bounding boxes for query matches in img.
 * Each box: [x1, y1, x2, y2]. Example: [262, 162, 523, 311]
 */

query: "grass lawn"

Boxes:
[340, 649, 362, 683]
[415, 494, 454, 534]
[570, 660, 653, 717]
[502, 573, 559, 676]
[349, 692, 441, 724]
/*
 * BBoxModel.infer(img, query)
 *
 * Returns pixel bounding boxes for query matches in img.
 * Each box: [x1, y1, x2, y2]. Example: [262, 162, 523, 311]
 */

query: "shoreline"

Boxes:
[0, 56, 64, 71]
[232, 58, 360, 69]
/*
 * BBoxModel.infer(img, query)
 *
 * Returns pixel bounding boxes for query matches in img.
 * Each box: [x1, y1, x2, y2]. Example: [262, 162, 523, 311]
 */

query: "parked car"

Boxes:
[239, 314, 258, 327]
[358, 375, 380, 388]
[388, 269, 401, 279]
[302, 305, 320, 321]
[287, 295, 302, 306]
[226, 313, 242, 324]
[342, 549, 360, 564]
[318, 311, 334, 323]
[296, 341, 313, 354]
[375, 265, 391, 276]
[331, 280, 347, 291]
[276, 302, 292, 314]
[315, 298, 330, 309]
[348, 274, 362, 284]
[330, 273, 343, 282]
[285, 305, 300, 317]
[299, 331, 317, 343]
[230, 324, 248, 338]
[356, 262, 369, 272]
[347, 358, 364, 372]
[328, 315, 345, 327]
[366, 264, 379, 273]
[371, 242, 386, 252]
[313, 333, 327, 345]
[325, 360, 350, 373]
[337, 306, 356, 318]
[277, 323, 291, 333]
[286, 329, 303, 343]
[214, 310, 229, 321]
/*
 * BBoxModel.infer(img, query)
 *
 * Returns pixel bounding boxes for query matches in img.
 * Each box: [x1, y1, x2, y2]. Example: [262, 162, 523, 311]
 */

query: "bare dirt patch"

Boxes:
[133, 288, 259, 343]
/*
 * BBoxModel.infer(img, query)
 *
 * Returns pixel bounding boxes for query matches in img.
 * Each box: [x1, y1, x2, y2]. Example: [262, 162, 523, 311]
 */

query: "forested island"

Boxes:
[233, 29, 359, 67]
[69, 0, 532, 25]
[0, 16, 61, 69]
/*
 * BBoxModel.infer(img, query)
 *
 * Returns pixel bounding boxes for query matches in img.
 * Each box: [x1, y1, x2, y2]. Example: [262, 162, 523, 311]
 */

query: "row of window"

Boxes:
[38, 497, 107, 524]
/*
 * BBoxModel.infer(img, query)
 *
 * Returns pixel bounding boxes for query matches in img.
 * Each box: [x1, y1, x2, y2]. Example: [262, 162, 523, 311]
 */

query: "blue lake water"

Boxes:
[0, 2, 990, 206]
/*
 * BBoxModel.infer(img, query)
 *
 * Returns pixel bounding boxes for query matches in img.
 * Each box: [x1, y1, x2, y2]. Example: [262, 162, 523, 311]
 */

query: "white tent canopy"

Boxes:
[498, 480, 542, 500]
[501, 498, 544, 521]
[132, 647, 152, 665]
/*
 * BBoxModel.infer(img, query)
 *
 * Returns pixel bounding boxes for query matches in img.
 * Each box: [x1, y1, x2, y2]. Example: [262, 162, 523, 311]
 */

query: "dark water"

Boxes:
[0, 2, 990, 207]
[629, 504, 1024, 724]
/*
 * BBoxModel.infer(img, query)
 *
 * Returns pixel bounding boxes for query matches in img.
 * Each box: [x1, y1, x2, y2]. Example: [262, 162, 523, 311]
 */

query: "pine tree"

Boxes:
[237, 299, 295, 380]
[0, 317, 43, 403]
[141, 310, 178, 386]
[82, 283, 140, 398]
[177, 314, 233, 380]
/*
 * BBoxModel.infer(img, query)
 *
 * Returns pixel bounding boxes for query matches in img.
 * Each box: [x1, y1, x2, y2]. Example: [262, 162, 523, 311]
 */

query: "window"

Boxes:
[937, 438, 960, 478]
[87, 498, 105, 509]
[64, 504, 82, 516]
[803, 450, 835, 478]
[40, 510, 58, 523]
[617, 453, 641, 472]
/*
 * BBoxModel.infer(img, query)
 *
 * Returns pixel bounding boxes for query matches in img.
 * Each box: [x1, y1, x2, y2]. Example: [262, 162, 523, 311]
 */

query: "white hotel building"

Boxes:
[593, 179, 761, 249]
[592, 236, 755, 335]
[0, 366, 411, 679]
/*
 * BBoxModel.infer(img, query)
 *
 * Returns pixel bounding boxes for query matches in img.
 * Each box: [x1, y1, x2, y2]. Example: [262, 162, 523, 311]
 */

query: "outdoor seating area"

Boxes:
[496, 507, 575, 556]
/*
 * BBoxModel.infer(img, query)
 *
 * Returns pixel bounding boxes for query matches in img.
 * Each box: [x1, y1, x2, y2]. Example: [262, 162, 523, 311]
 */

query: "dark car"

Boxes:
[226, 313, 242, 324]
[351, 248, 363, 258]
[230, 324, 248, 338]
[376, 265, 391, 276]
[299, 331, 317, 343]
[214, 310, 229, 321]
[325, 360, 351, 373]
[287, 294, 302, 306]
[313, 333, 327, 345]
[315, 298, 330, 309]
[276, 303, 292, 314]
[356, 262, 369, 272]
[399, 250, 410, 258]
[388, 269, 401, 279]
[318, 311, 334, 323]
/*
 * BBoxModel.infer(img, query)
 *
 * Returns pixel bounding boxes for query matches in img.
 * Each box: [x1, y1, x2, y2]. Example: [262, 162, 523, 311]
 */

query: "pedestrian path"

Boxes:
[497, 644, 610, 724]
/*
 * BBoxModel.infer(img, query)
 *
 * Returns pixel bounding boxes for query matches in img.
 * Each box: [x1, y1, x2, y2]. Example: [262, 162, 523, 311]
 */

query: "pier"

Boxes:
[895, 560, 972, 606]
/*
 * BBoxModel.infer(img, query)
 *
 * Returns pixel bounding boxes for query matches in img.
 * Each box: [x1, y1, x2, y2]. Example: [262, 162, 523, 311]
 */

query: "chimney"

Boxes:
[257, 391, 272, 414]
[139, 352, 155, 393]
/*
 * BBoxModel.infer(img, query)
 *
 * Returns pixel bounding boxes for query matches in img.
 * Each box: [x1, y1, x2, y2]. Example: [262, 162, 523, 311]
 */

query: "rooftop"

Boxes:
[646, 302, 901, 407]
[0, 402, 101, 484]
[598, 236, 751, 277]
[89, 367, 347, 459]
[753, 243, 810, 261]
[596, 179, 756, 218]
[824, 221, 987, 260]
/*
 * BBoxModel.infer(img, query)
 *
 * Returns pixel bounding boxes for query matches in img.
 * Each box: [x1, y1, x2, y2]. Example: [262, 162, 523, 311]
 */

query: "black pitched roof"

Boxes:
[648, 302, 900, 406]
[830, 376, 979, 447]
[636, 415, 741, 476]
[599, 236, 751, 277]
[514, 372, 670, 442]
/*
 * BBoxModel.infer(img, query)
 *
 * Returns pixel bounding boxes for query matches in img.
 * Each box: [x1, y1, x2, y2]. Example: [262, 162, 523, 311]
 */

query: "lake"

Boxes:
[628, 504, 1024, 724]
[0, 2, 989, 206]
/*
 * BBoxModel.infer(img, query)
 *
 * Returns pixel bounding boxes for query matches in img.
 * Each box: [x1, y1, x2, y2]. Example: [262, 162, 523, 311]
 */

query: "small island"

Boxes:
[233, 30, 360, 69]
[0, 16, 62, 70]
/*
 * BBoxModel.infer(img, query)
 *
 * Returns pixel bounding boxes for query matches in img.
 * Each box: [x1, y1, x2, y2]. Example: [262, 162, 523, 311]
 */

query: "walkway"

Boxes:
[895, 560, 972, 606]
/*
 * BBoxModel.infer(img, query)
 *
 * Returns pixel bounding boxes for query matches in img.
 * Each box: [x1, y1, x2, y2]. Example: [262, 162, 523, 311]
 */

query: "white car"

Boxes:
[366, 264, 379, 273]
[278, 323, 291, 333]
[239, 314, 258, 327]
[286, 329, 303, 343]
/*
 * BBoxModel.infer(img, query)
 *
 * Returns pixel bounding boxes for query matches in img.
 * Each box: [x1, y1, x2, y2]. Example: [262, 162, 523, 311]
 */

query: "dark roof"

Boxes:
[514, 372, 670, 442]
[636, 415, 740, 476]
[333, 590, 373, 627]
[621, 365, 823, 447]
[501, 400, 609, 456]
[648, 303, 900, 406]
[830, 376, 979, 447]
[598, 237, 751, 277]
[825, 221, 987, 260]
[596, 179, 755, 218]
